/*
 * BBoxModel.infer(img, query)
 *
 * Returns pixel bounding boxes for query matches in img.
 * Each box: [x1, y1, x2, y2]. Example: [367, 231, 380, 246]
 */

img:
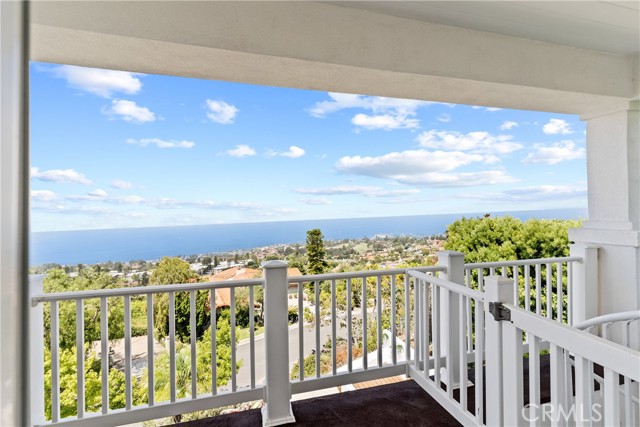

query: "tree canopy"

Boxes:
[444, 216, 580, 262]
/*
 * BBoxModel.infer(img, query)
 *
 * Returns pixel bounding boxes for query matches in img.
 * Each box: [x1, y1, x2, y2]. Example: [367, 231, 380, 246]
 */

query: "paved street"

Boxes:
[220, 319, 349, 391]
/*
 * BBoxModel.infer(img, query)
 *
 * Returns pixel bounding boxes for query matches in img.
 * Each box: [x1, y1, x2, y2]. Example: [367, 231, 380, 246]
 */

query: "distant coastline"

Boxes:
[30, 208, 586, 266]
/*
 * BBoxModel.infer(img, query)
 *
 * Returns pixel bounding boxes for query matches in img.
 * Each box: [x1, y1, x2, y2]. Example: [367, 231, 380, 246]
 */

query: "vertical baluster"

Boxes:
[298, 283, 304, 381]
[211, 289, 217, 395]
[459, 293, 467, 411]
[315, 280, 321, 377]
[474, 299, 484, 423]
[604, 368, 620, 427]
[169, 292, 176, 402]
[478, 269, 484, 292]
[423, 280, 430, 378]
[391, 275, 397, 365]
[376, 276, 383, 368]
[489, 267, 495, 276]
[347, 278, 352, 373]
[51, 301, 60, 422]
[414, 276, 420, 371]
[622, 324, 633, 426]
[249, 286, 255, 389]
[546, 263, 553, 318]
[556, 262, 563, 322]
[189, 290, 197, 399]
[502, 266, 507, 277]
[124, 295, 132, 409]
[147, 294, 155, 405]
[404, 274, 411, 363]
[465, 270, 473, 352]
[230, 288, 237, 391]
[535, 264, 542, 315]
[331, 279, 337, 375]
[524, 265, 531, 313]
[513, 266, 520, 308]
[528, 335, 541, 426]
[433, 284, 440, 388]
[100, 297, 109, 413]
[362, 278, 368, 370]
[568, 262, 573, 325]
[550, 344, 565, 427]
[574, 355, 591, 427]
[76, 299, 85, 418]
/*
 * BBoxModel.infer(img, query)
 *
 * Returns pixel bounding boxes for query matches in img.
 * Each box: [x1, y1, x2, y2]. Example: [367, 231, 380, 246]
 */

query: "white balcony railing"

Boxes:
[29, 251, 639, 427]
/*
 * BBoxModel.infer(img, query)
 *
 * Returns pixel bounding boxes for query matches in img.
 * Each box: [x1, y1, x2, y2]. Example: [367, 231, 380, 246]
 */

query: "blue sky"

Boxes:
[30, 62, 587, 232]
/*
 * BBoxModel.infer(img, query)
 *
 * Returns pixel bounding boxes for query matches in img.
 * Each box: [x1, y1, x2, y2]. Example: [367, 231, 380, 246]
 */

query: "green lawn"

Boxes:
[236, 325, 265, 342]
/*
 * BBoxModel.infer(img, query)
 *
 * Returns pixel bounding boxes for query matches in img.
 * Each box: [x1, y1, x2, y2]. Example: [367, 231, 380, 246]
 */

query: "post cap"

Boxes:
[261, 260, 289, 269]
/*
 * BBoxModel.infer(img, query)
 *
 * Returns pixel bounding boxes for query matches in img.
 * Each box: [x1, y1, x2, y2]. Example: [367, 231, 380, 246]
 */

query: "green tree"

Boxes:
[43, 268, 125, 349]
[150, 257, 209, 342]
[306, 229, 328, 275]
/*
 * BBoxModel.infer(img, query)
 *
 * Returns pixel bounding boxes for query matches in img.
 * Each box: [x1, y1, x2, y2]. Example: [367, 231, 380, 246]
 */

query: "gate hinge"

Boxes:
[489, 303, 511, 321]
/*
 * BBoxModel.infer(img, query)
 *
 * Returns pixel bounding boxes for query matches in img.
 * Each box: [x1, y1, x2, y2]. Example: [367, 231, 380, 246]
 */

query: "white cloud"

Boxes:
[500, 121, 518, 130]
[543, 119, 573, 135]
[351, 113, 419, 130]
[335, 149, 515, 187]
[206, 99, 239, 124]
[294, 186, 420, 198]
[31, 190, 57, 202]
[126, 138, 195, 149]
[104, 99, 156, 123]
[523, 141, 585, 165]
[226, 145, 256, 157]
[309, 92, 431, 130]
[31, 167, 92, 185]
[107, 195, 146, 204]
[269, 146, 306, 158]
[463, 184, 587, 203]
[88, 189, 108, 198]
[472, 106, 502, 112]
[309, 92, 430, 118]
[302, 198, 334, 205]
[417, 130, 523, 155]
[437, 113, 451, 123]
[110, 180, 134, 189]
[50, 65, 142, 98]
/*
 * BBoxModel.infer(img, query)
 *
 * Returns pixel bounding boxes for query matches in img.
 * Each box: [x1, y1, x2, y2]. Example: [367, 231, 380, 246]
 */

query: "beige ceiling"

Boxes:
[329, 1, 640, 55]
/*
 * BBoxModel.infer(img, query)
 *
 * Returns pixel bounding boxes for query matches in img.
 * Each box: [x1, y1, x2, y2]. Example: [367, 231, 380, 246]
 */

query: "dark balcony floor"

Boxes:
[175, 355, 557, 427]
[174, 380, 461, 427]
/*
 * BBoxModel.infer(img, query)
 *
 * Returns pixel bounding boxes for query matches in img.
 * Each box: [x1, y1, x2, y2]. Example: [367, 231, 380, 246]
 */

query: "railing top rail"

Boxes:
[31, 278, 264, 305]
[288, 265, 446, 283]
[408, 269, 484, 301]
[504, 304, 640, 381]
[573, 310, 640, 330]
[464, 256, 582, 269]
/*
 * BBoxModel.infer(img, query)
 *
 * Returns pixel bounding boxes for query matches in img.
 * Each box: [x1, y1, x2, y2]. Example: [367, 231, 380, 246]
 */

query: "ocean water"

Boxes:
[30, 208, 586, 265]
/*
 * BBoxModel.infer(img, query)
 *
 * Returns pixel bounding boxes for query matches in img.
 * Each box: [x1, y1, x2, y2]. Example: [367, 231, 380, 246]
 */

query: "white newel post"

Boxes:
[437, 251, 464, 388]
[484, 275, 516, 427]
[569, 244, 599, 325]
[261, 261, 295, 427]
[496, 278, 525, 427]
[29, 276, 46, 426]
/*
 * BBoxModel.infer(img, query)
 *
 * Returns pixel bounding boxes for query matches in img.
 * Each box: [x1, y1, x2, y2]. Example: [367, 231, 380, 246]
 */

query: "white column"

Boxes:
[261, 261, 295, 427]
[569, 101, 640, 321]
[0, 1, 29, 426]
[437, 250, 464, 388]
[569, 244, 599, 325]
[484, 275, 516, 427]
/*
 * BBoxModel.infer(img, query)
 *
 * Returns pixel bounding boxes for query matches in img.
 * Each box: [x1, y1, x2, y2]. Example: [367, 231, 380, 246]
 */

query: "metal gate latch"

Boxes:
[489, 303, 511, 321]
